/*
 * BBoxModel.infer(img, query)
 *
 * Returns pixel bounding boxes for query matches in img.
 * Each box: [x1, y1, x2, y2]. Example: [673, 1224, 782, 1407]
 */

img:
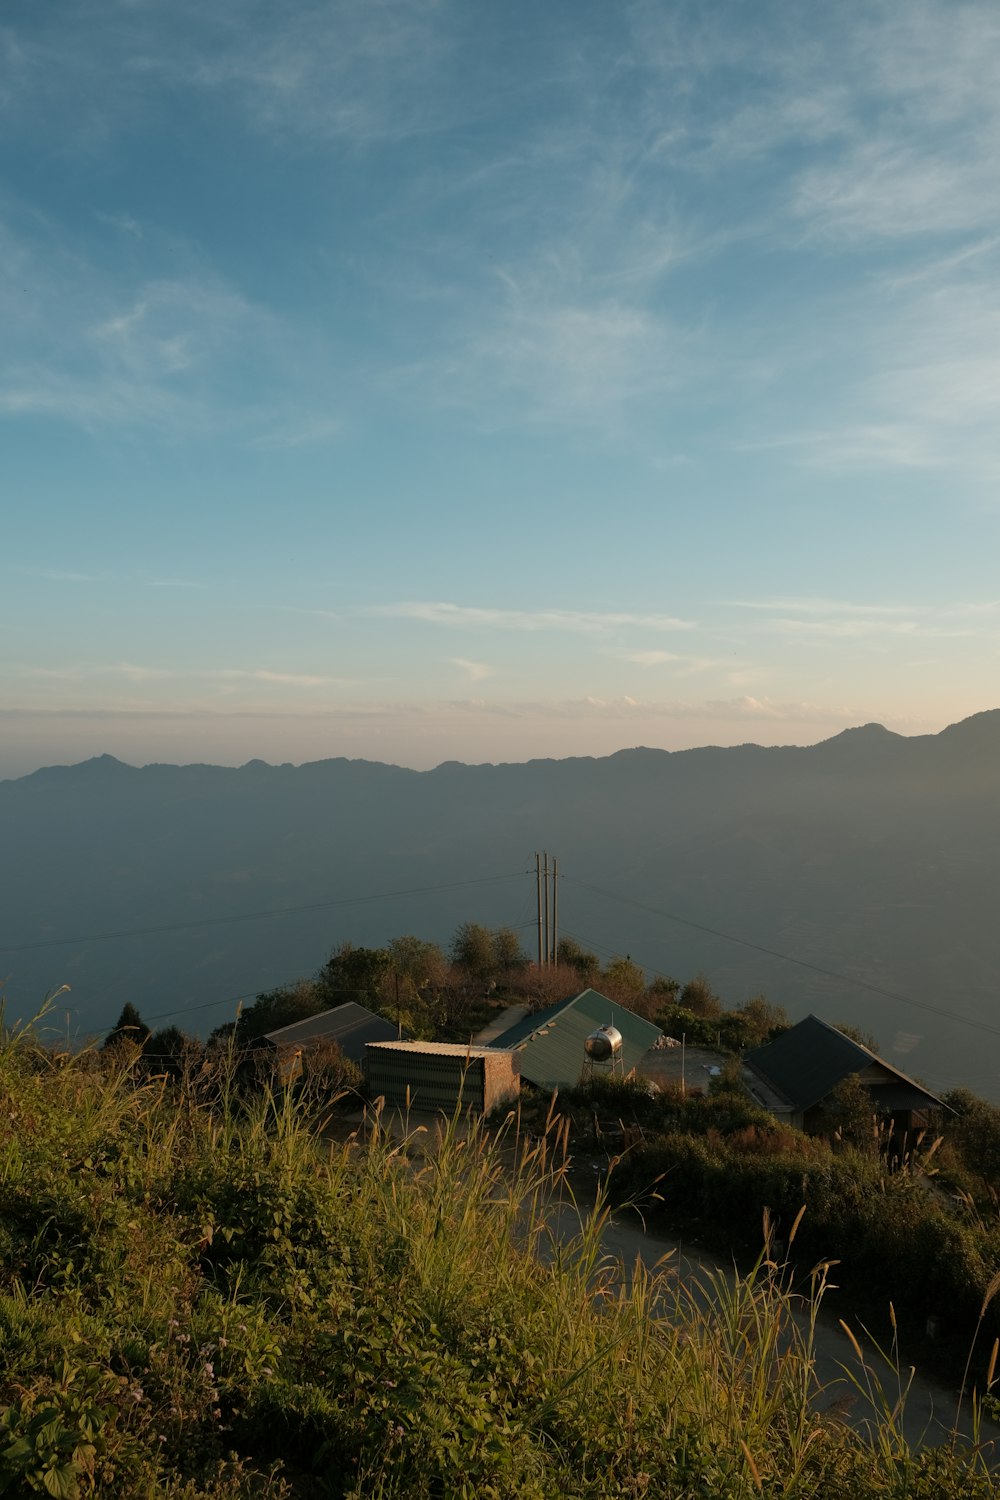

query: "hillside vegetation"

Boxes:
[1, 1030, 998, 1498]
[578, 1073, 1000, 1386]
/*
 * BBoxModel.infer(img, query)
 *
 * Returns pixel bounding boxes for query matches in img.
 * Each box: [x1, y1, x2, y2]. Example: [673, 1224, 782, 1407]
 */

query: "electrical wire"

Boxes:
[81, 921, 542, 1034]
[0, 871, 528, 955]
[11, 856, 1000, 1048]
[560, 874, 1000, 1042]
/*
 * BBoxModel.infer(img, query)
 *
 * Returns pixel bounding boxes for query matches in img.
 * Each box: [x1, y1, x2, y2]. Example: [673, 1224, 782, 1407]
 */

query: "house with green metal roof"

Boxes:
[486, 988, 662, 1092]
[744, 1014, 948, 1133]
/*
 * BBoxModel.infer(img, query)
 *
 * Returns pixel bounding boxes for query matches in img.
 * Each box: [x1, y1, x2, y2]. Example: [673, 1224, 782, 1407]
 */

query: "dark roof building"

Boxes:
[744, 1014, 948, 1131]
[264, 1001, 399, 1063]
[487, 988, 661, 1092]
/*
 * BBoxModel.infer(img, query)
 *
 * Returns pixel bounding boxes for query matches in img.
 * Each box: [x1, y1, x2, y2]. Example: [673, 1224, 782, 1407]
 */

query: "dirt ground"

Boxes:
[637, 1042, 730, 1093]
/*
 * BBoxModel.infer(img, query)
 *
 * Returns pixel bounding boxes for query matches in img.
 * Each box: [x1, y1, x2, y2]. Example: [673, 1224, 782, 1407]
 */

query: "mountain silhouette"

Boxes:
[3, 712, 999, 1098]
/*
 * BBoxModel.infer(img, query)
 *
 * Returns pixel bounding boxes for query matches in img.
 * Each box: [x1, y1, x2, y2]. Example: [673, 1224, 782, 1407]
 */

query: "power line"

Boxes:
[561, 874, 1000, 1043]
[13, 856, 1000, 1049]
[0, 872, 528, 956]
[71, 920, 543, 1035]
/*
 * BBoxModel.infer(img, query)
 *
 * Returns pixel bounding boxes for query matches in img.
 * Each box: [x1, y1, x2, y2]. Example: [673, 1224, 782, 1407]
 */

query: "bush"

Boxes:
[621, 1120, 1000, 1376]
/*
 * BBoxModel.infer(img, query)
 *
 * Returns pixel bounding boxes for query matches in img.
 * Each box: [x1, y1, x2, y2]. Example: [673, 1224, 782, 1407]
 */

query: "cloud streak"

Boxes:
[371, 601, 695, 632]
[451, 658, 495, 682]
[0, 208, 345, 442]
[12, 662, 347, 689]
[725, 597, 1000, 640]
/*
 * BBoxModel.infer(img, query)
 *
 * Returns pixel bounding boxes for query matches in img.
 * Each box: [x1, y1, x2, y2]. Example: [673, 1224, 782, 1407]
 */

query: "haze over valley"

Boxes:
[4, 709, 999, 1100]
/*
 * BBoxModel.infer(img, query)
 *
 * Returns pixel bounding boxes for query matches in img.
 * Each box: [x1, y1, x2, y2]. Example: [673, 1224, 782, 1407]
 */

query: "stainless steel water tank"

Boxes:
[584, 1024, 623, 1061]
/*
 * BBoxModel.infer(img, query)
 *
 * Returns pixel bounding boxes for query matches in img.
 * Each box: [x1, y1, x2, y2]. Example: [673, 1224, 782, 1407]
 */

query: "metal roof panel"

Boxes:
[487, 989, 661, 1091]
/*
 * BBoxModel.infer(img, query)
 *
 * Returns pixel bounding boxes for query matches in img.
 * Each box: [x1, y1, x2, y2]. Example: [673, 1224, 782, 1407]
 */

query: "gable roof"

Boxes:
[264, 1001, 399, 1062]
[745, 1014, 947, 1115]
[486, 988, 661, 1091]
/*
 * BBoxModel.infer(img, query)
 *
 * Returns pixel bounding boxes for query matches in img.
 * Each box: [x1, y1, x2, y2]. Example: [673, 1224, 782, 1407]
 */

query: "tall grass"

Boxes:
[0, 1036, 997, 1497]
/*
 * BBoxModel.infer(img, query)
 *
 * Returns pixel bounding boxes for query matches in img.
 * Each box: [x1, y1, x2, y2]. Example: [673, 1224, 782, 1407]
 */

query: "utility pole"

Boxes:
[535, 850, 560, 968]
[551, 856, 558, 965]
[542, 851, 550, 971]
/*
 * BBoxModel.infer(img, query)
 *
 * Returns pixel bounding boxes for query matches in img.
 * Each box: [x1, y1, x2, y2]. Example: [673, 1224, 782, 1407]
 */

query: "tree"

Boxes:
[491, 926, 528, 978]
[316, 943, 391, 1008]
[143, 1026, 198, 1081]
[823, 1073, 878, 1154]
[556, 937, 599, 981]
[655, 1005, 718, 1047]
[295, 1038, 363, 1100]
[450, 922, 496, 982]
[384, 935, 448, 1036]
[680, 973, 723, 1020]
[943, 1088, 1000, 1184]
[103, 1003, 150, 1050]
[236, 980, 327, 1043]
[600, 955, 646, 1006]
[834, 1022, 879, 1053]
[450, 923, 526, 986]
[387, 935, 447, 992]
[721, 995, 788, 1050]
[648, 974, 681, 1005]
[708, 1057, 749, 1098]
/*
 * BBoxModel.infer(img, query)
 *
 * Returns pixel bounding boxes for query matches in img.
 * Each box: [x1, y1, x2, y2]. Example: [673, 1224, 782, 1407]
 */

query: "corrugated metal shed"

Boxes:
[364, 1041, 519, 1113]
[264, 1001, 399, 1062]
[745, 1014, 947, 1115]
[486, 988, 662, 1091]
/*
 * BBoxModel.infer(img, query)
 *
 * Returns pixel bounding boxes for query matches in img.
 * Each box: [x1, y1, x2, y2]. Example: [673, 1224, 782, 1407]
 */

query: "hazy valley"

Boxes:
[3, 710, 999, 1098]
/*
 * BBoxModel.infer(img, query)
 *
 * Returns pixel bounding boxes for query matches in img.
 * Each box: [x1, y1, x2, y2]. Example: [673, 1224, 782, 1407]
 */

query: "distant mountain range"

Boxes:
[4, 710, 1000, 1098]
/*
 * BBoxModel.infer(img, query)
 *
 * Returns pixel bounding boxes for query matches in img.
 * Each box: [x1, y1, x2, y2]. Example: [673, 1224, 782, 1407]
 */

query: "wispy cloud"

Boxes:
[451, 658, 494, 682]
[371, 601, 695, 632]
[0, 236, 267, 433]
[789, 7, 1000, 245]
[725, 597, 1000, 641]
[727, 598, 916, 617]
[0, 0, 455, 150]
[22, 567, 206, 590]
[442, 286, 688, 430]
[616, 648, 746, 680]
[13, 662, 344, 689]
[250, 413, 343, 449]
[410, 692, 877, 728]
[220, 669, 335, 688]
[24, 568, 104, 584]
[95, 209, 142, 240]
[187, 0, 454, 147]
[0, 693, 879, 729]
[0, 208, 346, 440]
[621, 2, 1000, 476]
[620, 650, 684, 666]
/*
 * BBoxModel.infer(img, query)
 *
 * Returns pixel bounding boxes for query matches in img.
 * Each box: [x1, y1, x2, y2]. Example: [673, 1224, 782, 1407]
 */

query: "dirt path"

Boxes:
[472, 1003, 530, 1043]
[335, 1104, 999, 1459]
[548, 1196, 1000, 1457]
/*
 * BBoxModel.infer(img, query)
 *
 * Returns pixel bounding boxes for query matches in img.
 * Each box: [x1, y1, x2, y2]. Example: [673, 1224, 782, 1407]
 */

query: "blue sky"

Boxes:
[3, 0, 1000, 774]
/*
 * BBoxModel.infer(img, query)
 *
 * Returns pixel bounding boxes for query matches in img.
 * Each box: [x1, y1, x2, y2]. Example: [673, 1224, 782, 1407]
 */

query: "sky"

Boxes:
[3, 0, 1000, 776]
